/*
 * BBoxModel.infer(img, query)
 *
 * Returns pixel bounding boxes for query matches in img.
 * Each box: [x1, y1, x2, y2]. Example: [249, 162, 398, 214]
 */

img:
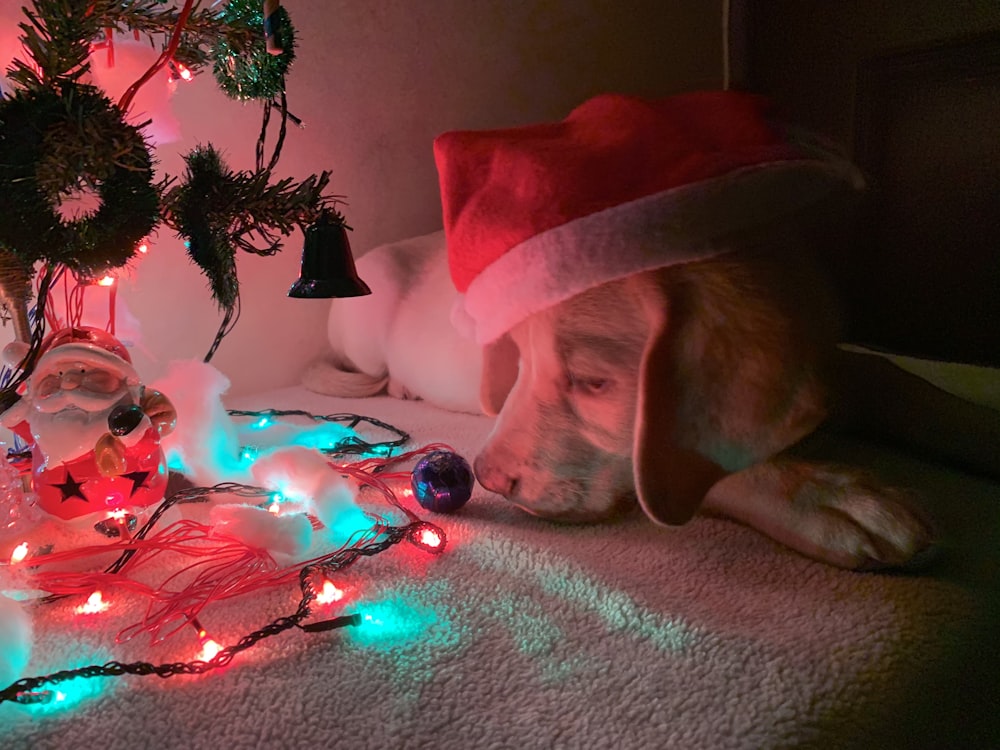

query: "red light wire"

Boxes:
[118, 0, 195, 113]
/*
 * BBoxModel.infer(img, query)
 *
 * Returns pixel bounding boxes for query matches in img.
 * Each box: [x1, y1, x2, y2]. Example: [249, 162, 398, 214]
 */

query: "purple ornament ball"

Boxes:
[410, 451, 474, 513]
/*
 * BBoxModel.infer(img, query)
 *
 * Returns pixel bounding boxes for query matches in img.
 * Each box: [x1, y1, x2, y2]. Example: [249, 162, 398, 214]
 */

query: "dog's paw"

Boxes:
[709, 461, 937, 570]
[784, 464, 937, 570]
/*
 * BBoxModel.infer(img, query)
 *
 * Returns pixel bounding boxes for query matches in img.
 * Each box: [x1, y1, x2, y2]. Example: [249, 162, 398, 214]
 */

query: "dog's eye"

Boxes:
[568, 374, 611, 396]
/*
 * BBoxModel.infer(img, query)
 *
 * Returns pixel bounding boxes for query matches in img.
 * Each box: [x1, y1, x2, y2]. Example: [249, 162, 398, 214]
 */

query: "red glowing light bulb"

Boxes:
[75, 591, 109, 615]
[195, 627, 222, 661]
[189, 617, 224, 662]
[200, 638, 222, 661]
[406, 524, 446, 553]
[419, 528, 442, 548]
[167, 59, 193, 84]
[316, 580, 344, 605]
[10, 542, 28, 564]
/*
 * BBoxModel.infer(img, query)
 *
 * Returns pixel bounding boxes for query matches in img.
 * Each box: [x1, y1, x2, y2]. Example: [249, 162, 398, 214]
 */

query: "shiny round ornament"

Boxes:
[410, 451, 474, 513]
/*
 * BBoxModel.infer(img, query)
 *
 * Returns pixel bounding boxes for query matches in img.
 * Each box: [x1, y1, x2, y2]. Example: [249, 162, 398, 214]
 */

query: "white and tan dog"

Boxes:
[306, 92, 999, 571]
[304, 227, 999, 571]
[303, 231, 483, 413]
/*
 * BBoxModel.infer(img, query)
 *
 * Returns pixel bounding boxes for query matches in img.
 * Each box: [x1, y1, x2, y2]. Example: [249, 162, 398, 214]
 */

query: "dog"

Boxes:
[303, 231, 483, 415]
[305, 226, 1000, 571]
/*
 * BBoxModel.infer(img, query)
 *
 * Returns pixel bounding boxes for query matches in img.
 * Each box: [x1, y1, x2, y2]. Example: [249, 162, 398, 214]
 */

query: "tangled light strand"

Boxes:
[227, 408, 411, 457]
[1, 518, 441, 706]
[0, 412, 455, 705]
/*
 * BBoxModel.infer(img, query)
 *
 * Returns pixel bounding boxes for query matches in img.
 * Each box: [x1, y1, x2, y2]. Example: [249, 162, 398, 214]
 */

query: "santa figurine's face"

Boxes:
[32, 358, 131, 415]
[24, 346, 140, 466]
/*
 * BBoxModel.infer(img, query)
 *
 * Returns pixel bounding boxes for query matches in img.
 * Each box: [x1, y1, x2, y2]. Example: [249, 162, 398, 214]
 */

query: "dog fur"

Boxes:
[302, 231, 482, 414]
[306, 228, 1000, 570]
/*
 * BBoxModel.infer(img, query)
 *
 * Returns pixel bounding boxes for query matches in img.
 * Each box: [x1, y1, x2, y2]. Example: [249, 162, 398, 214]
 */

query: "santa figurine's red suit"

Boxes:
[1, 326, 176, 521]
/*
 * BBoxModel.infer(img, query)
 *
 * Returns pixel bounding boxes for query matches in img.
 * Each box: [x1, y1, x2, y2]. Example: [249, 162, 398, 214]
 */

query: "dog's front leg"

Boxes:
[702, 459, 936, 570]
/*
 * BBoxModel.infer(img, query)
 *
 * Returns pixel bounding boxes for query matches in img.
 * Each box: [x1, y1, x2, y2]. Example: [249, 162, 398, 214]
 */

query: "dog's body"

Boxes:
[303, 231, 482, 414]
[306, 229, 1000, 570]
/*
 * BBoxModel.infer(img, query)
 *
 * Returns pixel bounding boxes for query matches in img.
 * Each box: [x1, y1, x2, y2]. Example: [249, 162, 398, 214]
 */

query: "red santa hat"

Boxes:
[27, 326, 139, 387]
[434, 91, 864, 344]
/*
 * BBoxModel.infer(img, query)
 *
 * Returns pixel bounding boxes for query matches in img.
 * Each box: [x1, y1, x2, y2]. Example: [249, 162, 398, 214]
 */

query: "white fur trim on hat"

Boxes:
[31, 342, 140, 386]
[458, 158, 862, 345]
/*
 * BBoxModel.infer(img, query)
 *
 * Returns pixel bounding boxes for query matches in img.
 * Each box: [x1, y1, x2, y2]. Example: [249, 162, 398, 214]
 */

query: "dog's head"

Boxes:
[473, 245, 836, 526]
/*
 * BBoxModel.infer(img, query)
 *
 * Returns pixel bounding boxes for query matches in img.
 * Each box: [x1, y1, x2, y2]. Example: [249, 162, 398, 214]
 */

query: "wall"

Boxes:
[737, 0, 1000, 367]
[3, 0, 723, 397]
[738, 0, 1000, 149]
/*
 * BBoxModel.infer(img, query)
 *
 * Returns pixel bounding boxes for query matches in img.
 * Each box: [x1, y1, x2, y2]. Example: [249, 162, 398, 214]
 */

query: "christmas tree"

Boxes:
[0, 0, 343, 409]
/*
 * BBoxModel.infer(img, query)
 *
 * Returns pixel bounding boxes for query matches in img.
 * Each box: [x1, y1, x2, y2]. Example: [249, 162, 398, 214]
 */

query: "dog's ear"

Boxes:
[633, 251, 833, 526]
[633, 277, 727, 525]
[480, 333, 519, 416]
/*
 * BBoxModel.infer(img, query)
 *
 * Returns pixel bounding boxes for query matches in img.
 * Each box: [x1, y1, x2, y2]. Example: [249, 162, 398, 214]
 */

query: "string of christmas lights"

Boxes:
[0, 0, 452, 714]
[0, 410, 459, 708]
[1, 516, 444, 707]
[228, 408, 412, 457]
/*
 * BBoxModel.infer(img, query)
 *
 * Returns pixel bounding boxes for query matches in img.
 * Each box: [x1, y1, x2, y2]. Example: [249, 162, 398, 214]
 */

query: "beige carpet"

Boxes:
[3, 389, 998, 750]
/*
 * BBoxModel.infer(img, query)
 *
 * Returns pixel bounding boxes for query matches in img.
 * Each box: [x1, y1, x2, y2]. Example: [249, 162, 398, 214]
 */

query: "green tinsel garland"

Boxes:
[165, 144, 333, 312]
[0, 82, 159, 278]
[171, 146, 242, 310]
[212, 0, 296, 101]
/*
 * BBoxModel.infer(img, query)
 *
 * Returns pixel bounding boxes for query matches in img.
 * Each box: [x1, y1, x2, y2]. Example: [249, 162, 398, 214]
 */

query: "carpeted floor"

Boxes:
[3, 388, 999, 750]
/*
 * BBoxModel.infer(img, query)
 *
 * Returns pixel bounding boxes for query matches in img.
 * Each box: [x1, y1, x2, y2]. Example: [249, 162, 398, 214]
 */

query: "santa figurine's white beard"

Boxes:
[29, 390, 132, 469]
[33, 388, 124, 415]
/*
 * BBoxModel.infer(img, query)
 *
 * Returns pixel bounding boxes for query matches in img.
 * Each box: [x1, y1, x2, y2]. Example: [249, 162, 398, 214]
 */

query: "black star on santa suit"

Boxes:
[54, 470, 88, 504]
[123, 470, 151, 496]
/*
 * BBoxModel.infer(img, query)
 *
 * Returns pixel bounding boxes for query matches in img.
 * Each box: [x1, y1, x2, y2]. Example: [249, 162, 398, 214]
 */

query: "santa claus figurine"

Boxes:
[1, 326, 176, 522]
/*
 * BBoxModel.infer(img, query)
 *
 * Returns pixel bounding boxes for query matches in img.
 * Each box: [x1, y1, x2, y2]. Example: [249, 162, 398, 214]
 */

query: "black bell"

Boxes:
[288, 212, 371, 298]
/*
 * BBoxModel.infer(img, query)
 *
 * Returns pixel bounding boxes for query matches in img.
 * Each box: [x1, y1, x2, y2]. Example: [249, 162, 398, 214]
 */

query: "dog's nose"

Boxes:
[473, 453, 519, 499]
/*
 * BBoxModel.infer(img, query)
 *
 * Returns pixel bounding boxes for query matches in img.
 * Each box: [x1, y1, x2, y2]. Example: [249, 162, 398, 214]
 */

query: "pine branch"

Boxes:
[5, 0, 264, 88]
[227, 172, 337, 255]
[7, 0, 100, 88]
[160, 145, 339, 309]
[91, 0, 258, 74]
[1, 0, 342, 327]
